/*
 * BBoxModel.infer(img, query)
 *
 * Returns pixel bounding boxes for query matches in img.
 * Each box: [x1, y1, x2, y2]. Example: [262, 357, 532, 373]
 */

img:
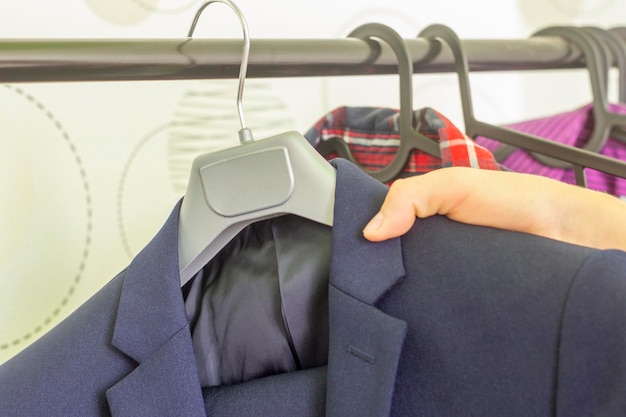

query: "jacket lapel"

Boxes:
[104, 159, 406, 417]
[105, 200, 206, 416]
[326, 159, 408, 417]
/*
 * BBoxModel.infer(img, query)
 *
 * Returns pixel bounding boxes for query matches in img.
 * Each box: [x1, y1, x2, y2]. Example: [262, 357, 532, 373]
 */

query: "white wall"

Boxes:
[1, 0, 624, 363]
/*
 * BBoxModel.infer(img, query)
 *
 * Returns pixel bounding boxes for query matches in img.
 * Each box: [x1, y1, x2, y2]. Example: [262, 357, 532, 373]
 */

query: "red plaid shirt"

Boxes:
[305, 106, 502, 183]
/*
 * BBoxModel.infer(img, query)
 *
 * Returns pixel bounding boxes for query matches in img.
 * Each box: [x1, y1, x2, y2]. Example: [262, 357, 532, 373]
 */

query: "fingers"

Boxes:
[362, 167, 565, 244]
[363, 173, 449, 241]
[362, 167, 499, 242]
[362, 198, 415, 242]
[362, 164, 626, 253]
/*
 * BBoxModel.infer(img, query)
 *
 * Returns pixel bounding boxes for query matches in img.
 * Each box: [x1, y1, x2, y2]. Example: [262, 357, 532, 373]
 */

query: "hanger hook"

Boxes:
[524, 26, 610, 166]
[341, 23, 440, 183]
[418, 24, 477, 136]
[188, 0, 254, 144]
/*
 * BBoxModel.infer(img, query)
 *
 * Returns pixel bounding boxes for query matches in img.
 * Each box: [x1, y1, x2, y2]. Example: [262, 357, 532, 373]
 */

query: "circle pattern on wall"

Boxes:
[83, 0, 199, 26]
[130, 0, 199, 14]
[549, 0, 616, 16]
[0, 86, 92, 359]
[518, 0, 619, 27]
[117, 122, 181, 259]
[334, 7, 420, 38]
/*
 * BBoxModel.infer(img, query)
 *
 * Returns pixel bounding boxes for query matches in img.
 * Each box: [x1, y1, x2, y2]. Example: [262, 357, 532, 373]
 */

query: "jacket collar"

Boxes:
[328, 158, 406, 303]
[107, 198, 206, 416]
[107, 158, 407, 417]
[326, 159, 407, 417]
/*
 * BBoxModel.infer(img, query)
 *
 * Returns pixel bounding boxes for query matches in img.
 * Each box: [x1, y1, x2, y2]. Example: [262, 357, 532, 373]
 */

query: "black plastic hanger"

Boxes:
[494, 26, 626, 161]
[417, 23, 626, 185]
[178, 0, 336, 286]
[604, 27, 626, 102]
[580, 27, 612, 93]
[488, 26, 616, 167]
[315, 22, 441, 184]
[581, 26, 626, 143]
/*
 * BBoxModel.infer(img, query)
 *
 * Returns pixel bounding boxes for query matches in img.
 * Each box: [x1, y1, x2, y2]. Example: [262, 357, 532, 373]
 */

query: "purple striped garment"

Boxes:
[475, 103, 626, 198]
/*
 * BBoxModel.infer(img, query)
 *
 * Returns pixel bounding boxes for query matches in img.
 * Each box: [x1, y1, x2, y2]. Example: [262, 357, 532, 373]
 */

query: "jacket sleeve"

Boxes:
[555, 249, 626, 417]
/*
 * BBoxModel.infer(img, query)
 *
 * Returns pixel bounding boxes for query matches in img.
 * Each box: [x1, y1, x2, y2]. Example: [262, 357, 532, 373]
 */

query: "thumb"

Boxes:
[362, 173, 451, 242]
[363, 205, 416, 242]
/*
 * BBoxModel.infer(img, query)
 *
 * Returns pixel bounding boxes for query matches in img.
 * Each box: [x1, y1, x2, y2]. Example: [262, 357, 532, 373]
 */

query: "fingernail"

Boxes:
[363, 212, 384, 234]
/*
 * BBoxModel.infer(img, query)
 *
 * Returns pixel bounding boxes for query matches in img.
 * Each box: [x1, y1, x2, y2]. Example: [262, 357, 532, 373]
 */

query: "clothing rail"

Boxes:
[1, 35, 625, 180]
[0, 36, 595, 82]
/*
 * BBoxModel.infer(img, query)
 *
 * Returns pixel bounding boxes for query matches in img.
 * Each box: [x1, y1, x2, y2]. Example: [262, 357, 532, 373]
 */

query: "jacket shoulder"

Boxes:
[0, 270, 133, 416]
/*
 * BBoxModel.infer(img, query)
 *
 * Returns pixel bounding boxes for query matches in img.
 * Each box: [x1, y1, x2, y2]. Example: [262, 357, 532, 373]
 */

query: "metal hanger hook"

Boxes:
[188, 0, 254, 143]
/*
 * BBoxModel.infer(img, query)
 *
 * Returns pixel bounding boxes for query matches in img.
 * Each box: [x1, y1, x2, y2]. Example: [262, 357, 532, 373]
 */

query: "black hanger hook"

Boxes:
[418, 24, 477, 138]
[583, 26, 626, 103]
[524, 26, 610, 166]
[315, 23, 440, 183]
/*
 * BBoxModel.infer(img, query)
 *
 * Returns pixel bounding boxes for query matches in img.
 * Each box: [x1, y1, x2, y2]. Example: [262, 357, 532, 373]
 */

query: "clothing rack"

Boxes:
[1, 34, 626, 179]
[0, 37, 596, 82]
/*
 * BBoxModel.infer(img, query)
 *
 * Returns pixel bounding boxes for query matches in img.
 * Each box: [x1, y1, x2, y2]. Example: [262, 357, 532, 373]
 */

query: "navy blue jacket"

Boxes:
[1, 158, 625, 416]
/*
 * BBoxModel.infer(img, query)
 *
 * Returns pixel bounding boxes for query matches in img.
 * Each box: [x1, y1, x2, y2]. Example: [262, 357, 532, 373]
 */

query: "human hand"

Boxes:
[363, 167, 626, 251]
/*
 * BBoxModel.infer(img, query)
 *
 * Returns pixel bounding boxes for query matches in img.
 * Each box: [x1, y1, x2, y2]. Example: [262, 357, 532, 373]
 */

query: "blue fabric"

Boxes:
[385, 214, 591, 416]
[556, 251, 626, 416]
[202, 366, 327, 417]
[0, 158, 625, 416]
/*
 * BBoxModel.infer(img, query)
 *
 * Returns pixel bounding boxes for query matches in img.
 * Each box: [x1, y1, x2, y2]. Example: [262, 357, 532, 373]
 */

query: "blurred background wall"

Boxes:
[1, 0, 624, 363]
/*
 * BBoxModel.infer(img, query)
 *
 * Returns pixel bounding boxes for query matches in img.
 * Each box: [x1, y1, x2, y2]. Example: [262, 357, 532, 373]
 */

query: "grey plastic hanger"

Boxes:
[315, 22, 441, 184]
[418, 23, 602, 185]
[178, 0, 336, 286]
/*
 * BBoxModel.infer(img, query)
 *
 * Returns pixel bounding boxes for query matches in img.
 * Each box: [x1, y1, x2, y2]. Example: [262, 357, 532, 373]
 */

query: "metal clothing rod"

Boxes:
[0, 36, 588, 83]
[1, 34, 624, 179]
